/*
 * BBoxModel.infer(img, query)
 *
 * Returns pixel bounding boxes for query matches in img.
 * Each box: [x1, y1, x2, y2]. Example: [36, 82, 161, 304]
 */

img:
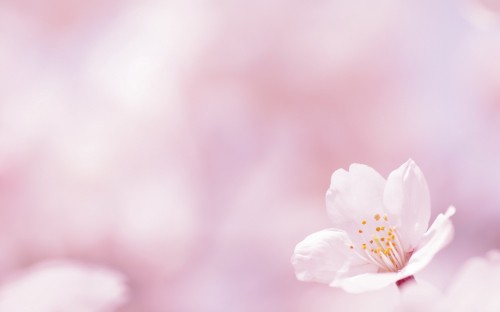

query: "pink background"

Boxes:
[1, 0, 500, 311]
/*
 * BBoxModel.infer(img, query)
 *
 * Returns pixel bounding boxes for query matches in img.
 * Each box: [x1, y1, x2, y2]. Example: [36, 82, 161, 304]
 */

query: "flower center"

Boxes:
[349, 213, 407, 272]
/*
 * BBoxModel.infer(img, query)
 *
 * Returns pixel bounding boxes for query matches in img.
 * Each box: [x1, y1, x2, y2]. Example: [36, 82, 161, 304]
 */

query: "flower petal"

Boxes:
[336, 206, 454, 293]
[383, 159, 431, 251]
[291, 229, 377, 285]
[326, 164, 385, 237]
[403, 206, 455, 276]
[0, 261, 127, 312]
[331, 271, 401, 293]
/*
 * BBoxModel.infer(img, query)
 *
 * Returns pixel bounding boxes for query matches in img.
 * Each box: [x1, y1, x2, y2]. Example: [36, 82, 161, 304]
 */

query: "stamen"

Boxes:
[354, 215, 408, 272]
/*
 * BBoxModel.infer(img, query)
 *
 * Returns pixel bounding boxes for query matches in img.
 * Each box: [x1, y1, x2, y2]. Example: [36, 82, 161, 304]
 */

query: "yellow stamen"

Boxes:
[374, 214, 381, 221]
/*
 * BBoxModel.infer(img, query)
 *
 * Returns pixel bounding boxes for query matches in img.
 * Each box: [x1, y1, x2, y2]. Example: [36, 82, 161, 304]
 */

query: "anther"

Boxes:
[374, 214, 381, 221]
[362, 220, 367, 225]
[358, 229, 363, 234]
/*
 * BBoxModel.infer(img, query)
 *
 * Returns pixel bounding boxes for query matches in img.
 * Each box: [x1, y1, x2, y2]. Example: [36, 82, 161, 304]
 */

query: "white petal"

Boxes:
[291, 229, 377, 284]
[403, 206, 455, 276]
[326, 164, 386, 237]
[338, 207, 454, 294]
[331, 271, 402, 293]
[0, 261, 127, 312]
[383, 159, 431, 251]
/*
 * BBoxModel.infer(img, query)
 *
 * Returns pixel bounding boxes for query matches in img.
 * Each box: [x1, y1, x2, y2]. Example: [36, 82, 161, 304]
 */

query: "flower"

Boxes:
[291, 159, 455, 293]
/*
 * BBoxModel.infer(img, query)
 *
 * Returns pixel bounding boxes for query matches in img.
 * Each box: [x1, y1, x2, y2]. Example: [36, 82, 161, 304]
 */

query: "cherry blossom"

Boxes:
[292, 159, 455, 293]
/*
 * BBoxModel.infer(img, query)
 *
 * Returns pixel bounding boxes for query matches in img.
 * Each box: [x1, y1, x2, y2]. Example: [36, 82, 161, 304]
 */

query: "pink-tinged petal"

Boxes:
[0, 261, 127, 312]
[331, 271, 402, 293]
[292, 229, 377, 284]
[403, 206, 455, 276]
[383, 159, 431, 251]
[326, 164, 385, 236]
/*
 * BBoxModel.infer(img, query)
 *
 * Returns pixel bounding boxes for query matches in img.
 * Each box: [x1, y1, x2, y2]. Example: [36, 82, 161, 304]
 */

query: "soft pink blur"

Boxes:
[1, 0, 500, 311]
[397, 250, 500, 311]
[0, 261, 126, 311]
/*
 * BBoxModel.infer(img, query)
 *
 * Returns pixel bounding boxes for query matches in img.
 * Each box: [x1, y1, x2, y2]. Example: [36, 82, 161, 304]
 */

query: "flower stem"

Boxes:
[396, 275, 415, 289]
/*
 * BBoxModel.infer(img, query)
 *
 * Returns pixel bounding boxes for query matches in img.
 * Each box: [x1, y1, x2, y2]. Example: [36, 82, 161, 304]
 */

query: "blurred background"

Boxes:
[0, 0, 500, 311]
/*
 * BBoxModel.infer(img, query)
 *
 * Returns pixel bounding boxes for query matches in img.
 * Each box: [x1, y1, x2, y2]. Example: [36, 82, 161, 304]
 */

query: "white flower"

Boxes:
[0, 261, 127, 312]
[291, 159, 455, 293]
